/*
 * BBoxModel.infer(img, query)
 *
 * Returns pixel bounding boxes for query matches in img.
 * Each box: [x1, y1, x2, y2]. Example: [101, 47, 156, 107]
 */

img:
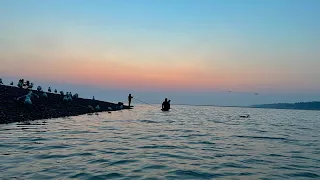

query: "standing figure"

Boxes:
[16, 90, 39, 105]
[128, 94, 133, 107]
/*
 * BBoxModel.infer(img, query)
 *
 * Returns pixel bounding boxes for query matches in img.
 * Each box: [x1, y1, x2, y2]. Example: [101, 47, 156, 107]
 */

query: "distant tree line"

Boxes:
[251, 101, 320, 110]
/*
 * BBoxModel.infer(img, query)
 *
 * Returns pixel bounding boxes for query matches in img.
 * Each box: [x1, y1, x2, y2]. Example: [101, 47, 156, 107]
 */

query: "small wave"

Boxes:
[108, 159, 138, 166]
[114, 152, 126, 155]
[286, 172, 319, 178]
[140, 120, 158, 123]
[198, 141, 215, 145]
[142, 164, 168, 170]
[237, 172, 254, 176]
[288, 164, 319, 169]
[215, 153, 248, 158]
[0, 144, 18, 148]
[88, 173, 124, 179]
[22, 137, 47, 141]
[133, 164, 168, 172]
[291, 155, 313, 160]
[220, 162, 251, 169]
[159, 153, 199, 160]
[240, 158, 274, 164]
[138, 145, 180, 149]
[267, 153, 286, 157]
[88, 159, 109, 164]
[180, 133, 208, 138]
[36, 145, 72, 150]
[234, 135, 291, 141]
[36, 154, 69, 159]
[69, 152, 94, 157]
[69, 172, 92, 179]
[96, 150, 116, 154]
[169, 169, 222, 179]
[157, 134, 169, 138]
[187, 140, 216, 145]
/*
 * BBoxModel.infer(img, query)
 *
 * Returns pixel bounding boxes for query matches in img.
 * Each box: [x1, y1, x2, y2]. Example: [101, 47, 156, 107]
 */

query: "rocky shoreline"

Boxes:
[0, 85, 131, 124]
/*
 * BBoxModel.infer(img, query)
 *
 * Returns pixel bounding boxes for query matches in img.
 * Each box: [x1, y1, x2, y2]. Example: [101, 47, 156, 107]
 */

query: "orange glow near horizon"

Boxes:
[1, 45, 318, 93]
[2, 56, 306, 92]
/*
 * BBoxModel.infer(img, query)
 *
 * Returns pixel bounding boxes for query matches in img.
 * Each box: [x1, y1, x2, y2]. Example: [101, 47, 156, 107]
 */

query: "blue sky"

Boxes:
[0, 0, 320, 105]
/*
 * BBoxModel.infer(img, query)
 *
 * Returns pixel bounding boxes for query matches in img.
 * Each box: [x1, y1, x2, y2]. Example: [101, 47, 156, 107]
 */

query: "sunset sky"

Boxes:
[1, 0, 319, 105]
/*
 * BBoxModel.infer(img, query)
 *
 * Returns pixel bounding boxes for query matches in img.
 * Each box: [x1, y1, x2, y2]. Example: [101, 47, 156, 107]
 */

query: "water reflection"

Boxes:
[0, 105, 319, 179]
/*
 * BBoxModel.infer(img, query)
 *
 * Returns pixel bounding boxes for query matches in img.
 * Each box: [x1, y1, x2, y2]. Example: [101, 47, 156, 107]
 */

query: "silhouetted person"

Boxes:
[17, 79, 23, 88]
[162, 98, 170, 111]
[128, 94, 133, 107]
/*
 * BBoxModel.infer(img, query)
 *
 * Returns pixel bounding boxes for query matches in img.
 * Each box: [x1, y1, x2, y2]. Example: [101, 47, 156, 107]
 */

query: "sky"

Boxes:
[1, 0, 320, 106]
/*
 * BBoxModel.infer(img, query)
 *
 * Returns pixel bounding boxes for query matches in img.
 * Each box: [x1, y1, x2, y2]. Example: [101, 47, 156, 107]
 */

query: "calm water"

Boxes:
[0, 105, 319, 180]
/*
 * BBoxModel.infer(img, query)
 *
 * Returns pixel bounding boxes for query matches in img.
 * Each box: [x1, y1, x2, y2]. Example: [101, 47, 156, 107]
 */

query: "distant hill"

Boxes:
[250, 101, 320, 110]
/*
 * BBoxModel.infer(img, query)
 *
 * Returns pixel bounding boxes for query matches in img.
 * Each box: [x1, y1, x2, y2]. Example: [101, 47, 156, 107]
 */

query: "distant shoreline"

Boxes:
[249, 101, 320, 111]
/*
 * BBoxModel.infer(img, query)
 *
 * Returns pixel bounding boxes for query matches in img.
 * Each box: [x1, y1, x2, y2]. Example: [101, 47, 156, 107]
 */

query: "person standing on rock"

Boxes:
[128, 94, 133, 107]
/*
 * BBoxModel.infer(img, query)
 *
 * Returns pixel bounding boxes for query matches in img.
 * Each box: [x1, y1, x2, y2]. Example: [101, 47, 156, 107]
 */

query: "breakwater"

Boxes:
[0, 85, 131, 124]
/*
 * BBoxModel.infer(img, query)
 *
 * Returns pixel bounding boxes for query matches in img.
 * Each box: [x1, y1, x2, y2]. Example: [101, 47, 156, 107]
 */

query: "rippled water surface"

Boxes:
[1, 105, 319, 179]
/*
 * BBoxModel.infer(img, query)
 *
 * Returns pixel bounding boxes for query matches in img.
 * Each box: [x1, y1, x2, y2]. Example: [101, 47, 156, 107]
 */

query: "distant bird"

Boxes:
[254, 93, 259, 95]
[48, 87, 51, 92]
[228, 90, 232, 93]
[54, 89, 57, 93]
